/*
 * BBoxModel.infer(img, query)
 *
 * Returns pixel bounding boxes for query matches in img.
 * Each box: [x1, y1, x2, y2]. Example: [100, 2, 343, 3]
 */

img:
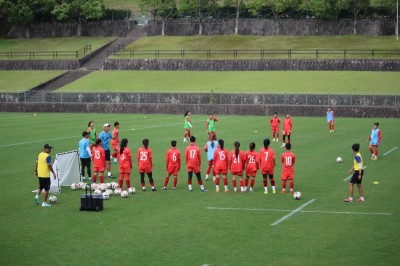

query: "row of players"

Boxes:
[83, 132, 296, 194]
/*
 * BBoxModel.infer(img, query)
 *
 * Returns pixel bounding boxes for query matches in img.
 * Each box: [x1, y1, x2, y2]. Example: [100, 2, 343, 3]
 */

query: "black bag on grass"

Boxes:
[80, 186, 103, 212]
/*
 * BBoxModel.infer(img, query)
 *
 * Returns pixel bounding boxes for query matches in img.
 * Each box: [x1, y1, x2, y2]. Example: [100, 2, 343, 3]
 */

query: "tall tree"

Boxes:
[7, 0, 35, 37]
[340, 0, 369, 34]
[178, 0, 218, 35]
[300, 0, 338, 34]
[52, 0, 105, 36]
[139, 0, 176, 36]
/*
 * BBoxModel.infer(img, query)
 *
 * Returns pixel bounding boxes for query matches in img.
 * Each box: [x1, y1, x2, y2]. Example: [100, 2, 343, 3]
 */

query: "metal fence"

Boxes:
[1, 92, 398, 107]
[113, 49, 400, 59]
[0, 45, 92, 60]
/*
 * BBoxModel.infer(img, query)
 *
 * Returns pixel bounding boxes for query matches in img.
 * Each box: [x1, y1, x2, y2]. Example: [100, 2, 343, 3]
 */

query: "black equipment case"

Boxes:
[80, 186, 103, 212]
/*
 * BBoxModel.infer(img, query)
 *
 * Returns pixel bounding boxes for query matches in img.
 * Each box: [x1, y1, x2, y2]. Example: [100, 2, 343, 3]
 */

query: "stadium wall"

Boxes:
[0, 60, 80, 70]
[1, 93, 399, 117]
[104, 59, 400, 71]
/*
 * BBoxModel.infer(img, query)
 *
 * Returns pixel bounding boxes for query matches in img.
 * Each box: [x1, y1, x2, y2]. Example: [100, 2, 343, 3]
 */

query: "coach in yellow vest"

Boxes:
[34, 144, 56, 207]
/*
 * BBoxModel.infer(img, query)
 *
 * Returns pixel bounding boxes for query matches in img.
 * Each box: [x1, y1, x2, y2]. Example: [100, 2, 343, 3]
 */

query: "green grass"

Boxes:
[0, 113, 399, 265]
[118, 35, 400, 59]
[0, 71, 65, 92]
[0, 37, 116, 60]
[103, 0, 140, 14]
[57, 70, 400, 94]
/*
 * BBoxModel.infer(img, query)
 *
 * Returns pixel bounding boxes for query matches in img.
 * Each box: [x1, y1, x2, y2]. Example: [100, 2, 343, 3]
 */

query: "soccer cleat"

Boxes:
[356, 198, 365, 202]
[216, 188, 220, 192]
[34, 196, 39, 205]
[272, 190, 276, 194]
[151, 188, 157, 192]
[372, 156, 377, 160]
[189, 189, 193, 192]
[281, 143, 285, 148]
[249, 187, 254, 192]
[42, 202, 51, 207]
[142, 188, 146, 192]
[162, 187, 167, 190]
[344, 198, 353, 202]
[224, 188, 229, 192]
[290, 190, 294, 195]
[172, 187, 176, 190]
[82, 177, 86, 181]
[233, 187, 237, 193]
[281, 189, 286, 194]
[264, 190, 268, 195]
[201, 188, 208, 192]
[205, 175, 209, 181]
[88, 177, 92, 181]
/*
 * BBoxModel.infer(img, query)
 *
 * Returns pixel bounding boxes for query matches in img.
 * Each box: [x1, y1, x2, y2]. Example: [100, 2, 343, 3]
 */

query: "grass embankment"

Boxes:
[0, 71, 66, 92]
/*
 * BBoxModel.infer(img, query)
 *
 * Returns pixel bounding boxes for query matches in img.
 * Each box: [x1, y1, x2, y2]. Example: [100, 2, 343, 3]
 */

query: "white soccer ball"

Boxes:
[100, 183, 108, 191]
[105, 189, 113, 196]
[293, 191, 302, 200]
[91, 183, 100, 191]
[102, 192, 110, 200]
[111, 182, 119, 189]
[106, 183, 112, 189]
[70, 183, 79, 190]
[128, 187, 136, 194]
[81, 183, 89, 190]
[121, 190, 129, 198]
[78, 182, 86, 189]
[114, 188, 122, 195]
[94, 189, 102, 196]
[49, 195, 57, 203]
[336, 157, 343, 163]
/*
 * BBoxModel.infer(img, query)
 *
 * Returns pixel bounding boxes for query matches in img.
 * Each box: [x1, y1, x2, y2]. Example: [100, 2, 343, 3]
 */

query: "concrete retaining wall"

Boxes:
[104, 59, 400, 71]
[0, 60, 80, 70]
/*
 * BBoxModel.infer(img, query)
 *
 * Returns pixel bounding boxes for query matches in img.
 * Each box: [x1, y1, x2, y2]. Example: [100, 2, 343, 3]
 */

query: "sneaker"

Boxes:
[142, 188, 146, 192]
[88, 177, 92, 181]
[281, 189, 286, 194]
[290, 190, 294, 195]
[108, 175, 114, 179]
[249, 187, 254, 192]
[216, 188, 220, 192]
[224, 188, 229, 192]
[183, 138, 188, 142]
[201, 188, 208, 192]
[356, 198, 365, 202]
[344, 198, 353, 202]
[264, 190, 268, 195]
[205, 175, 209, 181]
[372, 156, 377, 160]
[189, 189, 193, 192]
[281, 144, 286, 148]
[151, 188, 157, 192]
[82, 176, 86, 181]
[162, 187, 167, 190]
[42, 202, 51, 207]
[34, 196, 39, 205]
[233, 187, 237, 193]
[272, 190, 276, 194]
[172, 187, 176, 190]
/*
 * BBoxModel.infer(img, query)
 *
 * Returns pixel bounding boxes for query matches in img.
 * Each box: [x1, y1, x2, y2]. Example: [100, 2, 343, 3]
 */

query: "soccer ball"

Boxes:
[121, 190, 129, 198]
[94, 189, 102, 196]
[81, 183, 89, 190]
[91, 183, 100, 191]
[70, 183, 79, 190]
[114, 188, 122, 195]
[111, 182, 119, 189]
[128, 187, 136, 194]
[106, 183, 112, 189]
[78, 182, 86, 189]
[49, 195, 57, 203]
[105, 189, 113, 196]
[100, 183, 108, 191]
[336, 157, 343, 163]
[102, 192, 110, 200]
[293, 191, 302, 200]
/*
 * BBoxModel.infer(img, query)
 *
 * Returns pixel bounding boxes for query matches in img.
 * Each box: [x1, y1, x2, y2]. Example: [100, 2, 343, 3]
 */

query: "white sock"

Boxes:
[264, 187, 268, 192]
[272, 186, 276, 191]
[108, 172, 111, 176]
[114, 158, 117, 163]
[188, 185, 192, 190]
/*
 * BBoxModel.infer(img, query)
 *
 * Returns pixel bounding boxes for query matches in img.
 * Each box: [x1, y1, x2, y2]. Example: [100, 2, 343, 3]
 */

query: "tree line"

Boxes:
[0, 0, 397, 36]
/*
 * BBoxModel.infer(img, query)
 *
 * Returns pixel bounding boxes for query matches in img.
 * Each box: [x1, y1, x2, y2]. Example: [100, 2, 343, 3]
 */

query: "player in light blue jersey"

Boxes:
[204, 133, 217, 181]
[79, 131, 92, 181]
[99, 123, 114, 178]
[368, 122, 382, 160]
[326, 108, 335, 132]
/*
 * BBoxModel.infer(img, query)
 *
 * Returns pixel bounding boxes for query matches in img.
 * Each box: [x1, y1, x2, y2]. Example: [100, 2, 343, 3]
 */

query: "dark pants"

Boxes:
[80, 158, 91, 177]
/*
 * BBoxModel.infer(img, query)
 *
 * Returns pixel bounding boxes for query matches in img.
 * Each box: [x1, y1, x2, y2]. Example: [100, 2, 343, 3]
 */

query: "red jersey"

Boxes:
[185, 143, 201, 168]
[111, 128, 119, 147]
[214, 148, 229, 170]
[92, 146, 106, 169]
[118, 147, 132, 168]
[283, 118, 293, 132]
[244, 150, 259, 172]
[229, 150, 246, 172]
[259, 147, 276, 172]
[137, 147, 153, 170]
[166, 147, 181, 170]
[270, 117, 280, 128]
[281, 151, 296, 171]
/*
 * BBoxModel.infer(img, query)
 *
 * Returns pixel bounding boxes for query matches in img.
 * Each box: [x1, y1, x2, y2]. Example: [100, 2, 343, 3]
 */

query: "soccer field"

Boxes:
[0, 113, 399, 265]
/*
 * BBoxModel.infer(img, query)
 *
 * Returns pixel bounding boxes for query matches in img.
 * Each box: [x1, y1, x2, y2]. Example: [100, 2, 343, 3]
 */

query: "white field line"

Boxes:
[0, 119, 208, 148]
[383, 147, 398, 156]
[206, 206, 391, 216]
[271, 199, 316, 225]
[343, 166, 367, 182]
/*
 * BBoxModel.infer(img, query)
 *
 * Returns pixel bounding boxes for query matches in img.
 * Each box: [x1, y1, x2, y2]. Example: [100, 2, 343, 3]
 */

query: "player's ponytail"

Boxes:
[210, 133, 215, 148]
[184, 111, 190, 117]
[263, 138, 270, 148]
[120, 138, 128, 155]
[143, 138, 149, 149]
[218, 139, 224, 149]
[234, 141, 240, 158]
[249, 142, 255, 151]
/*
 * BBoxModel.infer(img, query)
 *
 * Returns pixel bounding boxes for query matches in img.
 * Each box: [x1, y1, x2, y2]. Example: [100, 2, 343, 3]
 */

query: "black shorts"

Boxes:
[350, 171, 363, 184]
[38, 177, 51, 191]
[105, 149, 111, 161]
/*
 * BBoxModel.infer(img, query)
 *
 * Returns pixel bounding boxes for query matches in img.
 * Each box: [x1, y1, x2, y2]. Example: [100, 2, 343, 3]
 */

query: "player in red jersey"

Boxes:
[281, 143, 296, 194]
[92, 139, 106, 183]
[214, 139, 229, 192]
[281, 113, 293, 148]
[163, 140, 181, 190]
[185, 136, 207, 192]
[111, 121, 120, 164]
[259, 138, 276, 194]
[137, 139, 156, 191]
[244, 142, 259, 192]
[269, 112, 280, 142]
[229, 141, 246, 193]
[117, 138, 132, 190]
